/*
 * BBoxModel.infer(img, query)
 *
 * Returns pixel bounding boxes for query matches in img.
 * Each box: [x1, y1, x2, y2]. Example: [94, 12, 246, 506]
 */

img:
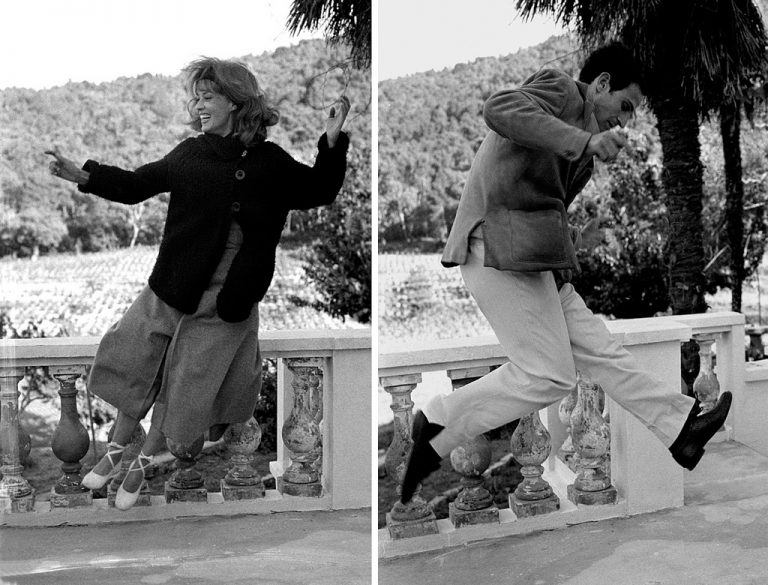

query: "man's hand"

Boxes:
[584, 131, 627, 163]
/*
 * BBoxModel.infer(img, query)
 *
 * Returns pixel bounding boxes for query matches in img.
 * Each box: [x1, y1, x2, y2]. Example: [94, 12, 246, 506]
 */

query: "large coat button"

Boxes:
[235, 169, 245, 180]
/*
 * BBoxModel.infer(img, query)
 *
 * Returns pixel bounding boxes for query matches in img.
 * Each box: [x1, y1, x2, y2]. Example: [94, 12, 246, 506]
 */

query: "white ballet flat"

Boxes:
[82, 442, 125, 490]
[115, 452, 153, 510]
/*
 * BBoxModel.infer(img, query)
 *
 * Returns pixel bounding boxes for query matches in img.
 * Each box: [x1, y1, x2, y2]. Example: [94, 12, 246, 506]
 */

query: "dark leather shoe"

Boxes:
[400, 410, 444, 504]
[669, 391, 732, 470]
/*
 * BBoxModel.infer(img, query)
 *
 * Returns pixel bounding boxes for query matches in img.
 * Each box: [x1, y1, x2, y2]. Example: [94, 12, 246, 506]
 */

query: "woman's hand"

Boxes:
[45, 148, 89, 185]
[325, 95, 351, 148]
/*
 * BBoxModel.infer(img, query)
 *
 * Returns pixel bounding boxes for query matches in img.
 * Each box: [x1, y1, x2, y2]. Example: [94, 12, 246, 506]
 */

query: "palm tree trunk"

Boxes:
[653, 92, 708, 315]
[720, 101, 744, 313]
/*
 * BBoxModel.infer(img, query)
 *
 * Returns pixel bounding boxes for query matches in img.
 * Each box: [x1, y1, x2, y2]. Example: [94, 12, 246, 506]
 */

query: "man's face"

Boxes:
[592, 74, 643, 132]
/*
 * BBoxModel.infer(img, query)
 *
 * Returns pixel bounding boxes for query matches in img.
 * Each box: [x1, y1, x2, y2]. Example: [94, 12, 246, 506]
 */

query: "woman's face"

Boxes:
[194, 81, 236, 137]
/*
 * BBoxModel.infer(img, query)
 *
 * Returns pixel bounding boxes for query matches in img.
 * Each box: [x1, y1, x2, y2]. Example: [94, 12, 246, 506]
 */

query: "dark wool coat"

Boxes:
[78, 131, 349, 321]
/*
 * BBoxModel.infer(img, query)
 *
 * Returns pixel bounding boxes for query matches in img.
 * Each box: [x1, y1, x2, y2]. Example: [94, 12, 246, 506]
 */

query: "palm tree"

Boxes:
[721, 100, 746, 312]
[718, 15, 768, 312]
[287, 0, 371, 69]
[516, 0, 767, 314]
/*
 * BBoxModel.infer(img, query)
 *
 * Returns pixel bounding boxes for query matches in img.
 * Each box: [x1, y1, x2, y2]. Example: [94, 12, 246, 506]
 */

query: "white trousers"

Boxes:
[423, 236, 695, 458]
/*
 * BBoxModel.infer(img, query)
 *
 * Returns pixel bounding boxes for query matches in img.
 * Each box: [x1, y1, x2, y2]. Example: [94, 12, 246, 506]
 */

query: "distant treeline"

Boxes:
[0, 40, 371, 258]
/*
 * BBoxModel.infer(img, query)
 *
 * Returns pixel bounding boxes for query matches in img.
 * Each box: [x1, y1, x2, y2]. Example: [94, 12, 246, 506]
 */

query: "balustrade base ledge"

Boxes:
[386, 510, 439, 539]
[379, 496, 632, 559]
[221, 479, 266, 501]
[165, 483, 208, 504]
[277, 477, 323, 498]
[449, 502, 500, 528]
[567, 485, 618, 506]
[0, 490, 347, 527]
[0, 493, 36, 514]
[50, 488, 93, 509]
[509, 493, 560, 518]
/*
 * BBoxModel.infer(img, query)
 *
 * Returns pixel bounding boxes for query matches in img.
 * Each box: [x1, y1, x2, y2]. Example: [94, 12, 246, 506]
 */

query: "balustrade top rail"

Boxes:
[379, 317, 705, 378]
[655, 312, 745, 336]
[0, 329, 371, 374]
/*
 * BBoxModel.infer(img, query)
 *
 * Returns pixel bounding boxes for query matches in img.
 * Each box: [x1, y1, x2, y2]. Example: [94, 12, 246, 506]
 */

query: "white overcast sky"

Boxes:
[0, 0, 323, 90]
[3, 1, 568, 89]
[379, 0, 567, 80]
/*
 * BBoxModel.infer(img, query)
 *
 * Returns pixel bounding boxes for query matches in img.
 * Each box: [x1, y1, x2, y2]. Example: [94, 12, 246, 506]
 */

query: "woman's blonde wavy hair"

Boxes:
[184, 57, 279, 146]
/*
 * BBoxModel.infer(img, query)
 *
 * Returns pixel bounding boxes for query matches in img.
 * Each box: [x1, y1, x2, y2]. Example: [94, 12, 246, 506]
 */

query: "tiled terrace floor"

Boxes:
[380, 441, 768, 585]
[0, 508, 371, 585]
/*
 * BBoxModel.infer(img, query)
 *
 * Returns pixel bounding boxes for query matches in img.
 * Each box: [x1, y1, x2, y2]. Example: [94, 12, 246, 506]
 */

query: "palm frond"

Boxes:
[287, 0, 371, 69]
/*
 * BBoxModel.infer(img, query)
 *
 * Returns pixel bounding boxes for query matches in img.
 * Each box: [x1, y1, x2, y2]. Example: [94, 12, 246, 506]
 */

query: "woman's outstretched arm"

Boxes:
[45, 144, 178, 205]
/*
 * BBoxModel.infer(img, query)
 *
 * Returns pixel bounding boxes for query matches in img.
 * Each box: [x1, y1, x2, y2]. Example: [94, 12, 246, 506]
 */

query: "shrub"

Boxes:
[570, 125, 768, 318]
[297, 147, 372, 323]
[570, 131, 671, 318]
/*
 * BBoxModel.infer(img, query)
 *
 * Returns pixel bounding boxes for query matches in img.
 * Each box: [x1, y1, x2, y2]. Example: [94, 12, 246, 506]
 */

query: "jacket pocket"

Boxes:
[481, 205, 576, 271]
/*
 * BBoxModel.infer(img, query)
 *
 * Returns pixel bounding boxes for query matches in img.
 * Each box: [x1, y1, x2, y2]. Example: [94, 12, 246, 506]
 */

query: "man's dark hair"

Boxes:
[578, 42, 645, 94]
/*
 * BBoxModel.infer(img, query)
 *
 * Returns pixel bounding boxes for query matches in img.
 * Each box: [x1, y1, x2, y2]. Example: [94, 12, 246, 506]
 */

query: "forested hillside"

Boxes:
[0, 39, 371, 257]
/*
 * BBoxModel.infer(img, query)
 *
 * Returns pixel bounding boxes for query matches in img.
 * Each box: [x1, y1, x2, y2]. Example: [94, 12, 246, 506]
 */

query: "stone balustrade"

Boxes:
[657, 313, 745, 443]
[0, 329, 370, 525]
[379, 312, 746, 558]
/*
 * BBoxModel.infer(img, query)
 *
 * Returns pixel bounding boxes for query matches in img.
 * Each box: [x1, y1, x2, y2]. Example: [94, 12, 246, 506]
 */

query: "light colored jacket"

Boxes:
[441, 68, 599, 271]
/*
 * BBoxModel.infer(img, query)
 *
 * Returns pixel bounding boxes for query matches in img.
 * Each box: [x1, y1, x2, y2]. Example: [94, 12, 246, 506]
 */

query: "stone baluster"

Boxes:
[0, 373, 35, 513]
[567, 374, 617, 506]
[15, 371, 37, 466]
[745, 325, 767, 362]
[108, 424, 149, 507]
[692, 334, 720, 414]
[165, 434, 207, 503]
[595, 383, 611, 480]
[509, 409, 560, 517]
[680, 339, 700, 397]
[221, 417, 265, 500]
[446, 366, 498, 527]
[381, 373, 438, 539]
[50, 371, 92, 508]
[310, 364, 324, 474]
[279, 358, 324, 497]
[557, 383, 579, 470]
